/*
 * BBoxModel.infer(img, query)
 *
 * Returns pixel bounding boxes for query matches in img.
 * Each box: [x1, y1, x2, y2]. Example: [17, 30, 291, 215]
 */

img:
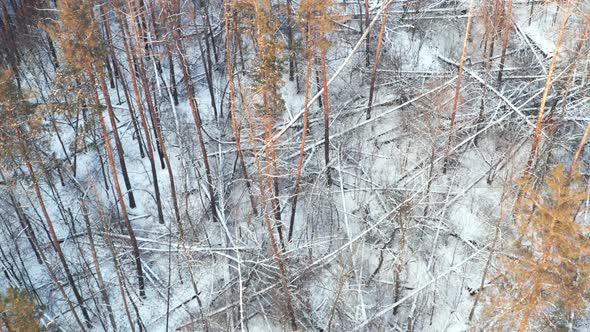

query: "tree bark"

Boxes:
[366, 0, 392, 120]
[320, 32, 332, 185]
[4, 102, 91, 329]
[497, 0, 513, 85]
[118, 9, 165, 225]
[175, 34, 218, 223]
[80, 199, 118, 331]
[289, 20, 314, 241]
[89, 71, 146, 298]
[443, 0, 474, 174]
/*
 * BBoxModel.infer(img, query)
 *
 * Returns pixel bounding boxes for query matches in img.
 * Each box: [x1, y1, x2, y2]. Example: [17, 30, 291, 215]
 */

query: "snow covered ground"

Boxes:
[1, 0, 589, 331]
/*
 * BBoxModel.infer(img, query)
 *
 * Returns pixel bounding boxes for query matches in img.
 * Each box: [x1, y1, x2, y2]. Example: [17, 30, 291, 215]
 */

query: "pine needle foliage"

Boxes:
[42, 0, 105, 71]
[0, 68, 45, 164]
[296, 0, 341, 49]
[0, 288, 42, 332]
[483, 164, 590, 331]
[251, 0, 286, 117]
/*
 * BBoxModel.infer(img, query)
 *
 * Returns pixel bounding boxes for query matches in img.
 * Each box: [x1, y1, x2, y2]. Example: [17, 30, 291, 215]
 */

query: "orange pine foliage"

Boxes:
[0, 288, 41, 332]
[483, 164, 590, 331]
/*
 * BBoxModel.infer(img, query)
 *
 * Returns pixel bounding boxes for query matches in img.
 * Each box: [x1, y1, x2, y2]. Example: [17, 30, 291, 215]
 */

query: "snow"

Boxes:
[1, 0, 589, 331]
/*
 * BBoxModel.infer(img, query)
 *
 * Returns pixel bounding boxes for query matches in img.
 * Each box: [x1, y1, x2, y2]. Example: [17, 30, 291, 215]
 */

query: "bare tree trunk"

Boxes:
[102, 5, 146, 159]
[468, 186, 508, 321]
[320, 32, 332, 185]
[366, 0, 392, 120]
[224, 0, 257, 215]
[80, 199, 118, 331]
[259, 119, 297, 329]
[497, 0, 513, 86]
[95, 65, 137, 208]
[201, 0, 219, 64]
[523, 0, 571, 176]
[266, 119, 286, 250]
[46, 32, 59, 69]
[286, 0, 295, 81]
[175, 34, 218, 223]
[4, 101, 91, 329]
[92, 183, 137, 332]
[393, 217, 406, 315]
[315, 57, 323, 110]
[289, 20, 314, 241]
[570, 123, 590, 176]
[118, 9, 165, 225]
[169, 54, 179, 105]
[443, 0, 475, 174]
[0, 172, 43, 264]
[190, 0, 218, 120]
[364, 0, 370, 67]
[90, 71, 146, 298]
[133, 3, 183, 230]
[475, 1, 499, 145]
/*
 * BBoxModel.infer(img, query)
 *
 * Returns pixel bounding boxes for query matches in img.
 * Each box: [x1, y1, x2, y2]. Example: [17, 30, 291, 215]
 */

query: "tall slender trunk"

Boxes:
[127, 1, 183, 230]
[570, 123, 590, 176]
[320, 32, 332, 185]
[1, 176, 43, 264]
[46, 33, 59, 69]
[475, 2, 499, 145]
[263, 115, 286, 250]
[80, 199, 117, 331]
[118, 9, 165, 225]
[92, 183, 137, 332]
[4, 103, 91, 329]
[497, 0, 513, 85]
[232, 8, 246, 72]
[289, 21, 314, 241]
[364, 0, 370, 67]
[366, 0, 392, 120]
[202, 0, 219, 63]
[315, 57, 323, 109]
[128, 0, 166, 170]
[246, 101, 296, 328]
[563, 18, 590, 176]
[105, 56, 116, 89]
[224, 0, 257, 215]
[95, 66, 137, 208]
[175, 35, 218, 223]
[260, 115, 297, 330]
[89, 71, 146, 298]
[468, 188, 507, 321]
[286, 0, 294, 81]
[190, 0, 218, 120]
[443, 0, 474, 174]
[393, 217, 406, 315]
[169, 54, 179, 105]
[101, 5, 146, 159]
[523, 0, 571, 176]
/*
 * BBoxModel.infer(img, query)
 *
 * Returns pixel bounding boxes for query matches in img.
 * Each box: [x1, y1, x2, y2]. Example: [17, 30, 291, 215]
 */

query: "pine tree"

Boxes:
[484, 164, 590, 331]
[0, 288, 41, 332]
[298, 0, 339, 185]
[250, 1, 297, 328]
[252, 0, 288, 246]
